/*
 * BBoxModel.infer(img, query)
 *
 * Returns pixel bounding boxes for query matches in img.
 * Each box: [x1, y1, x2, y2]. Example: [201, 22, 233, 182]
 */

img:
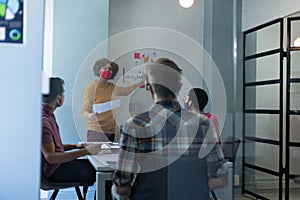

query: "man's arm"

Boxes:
[63, 144, 79, 151]
[208, 174, 228, 190]
[113, 75, 146, 96]
[114, 185, 132, 199]
[42, 142, 101, 164]
[82, 83, 95, 118]
[201, 118, 228, 189]
[112, 130, 138, 198]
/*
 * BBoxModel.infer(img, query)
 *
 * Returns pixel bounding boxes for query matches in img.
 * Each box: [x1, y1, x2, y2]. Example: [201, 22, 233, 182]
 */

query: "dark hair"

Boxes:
[93, 58, 119, 79]
[151, 58, 182, 99]
[188, 88, 209, 110]
[110, 61, 119, 79]
[42, 77, 65, 103]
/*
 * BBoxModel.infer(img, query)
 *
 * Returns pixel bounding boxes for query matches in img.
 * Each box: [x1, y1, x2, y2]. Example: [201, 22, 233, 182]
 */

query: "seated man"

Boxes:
[112, 58, 227, 200]
[41, 77, 101, 184]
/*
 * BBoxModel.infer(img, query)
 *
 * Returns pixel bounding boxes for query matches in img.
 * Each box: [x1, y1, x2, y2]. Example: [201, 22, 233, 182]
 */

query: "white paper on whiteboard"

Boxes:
[93, 99, 121, 114]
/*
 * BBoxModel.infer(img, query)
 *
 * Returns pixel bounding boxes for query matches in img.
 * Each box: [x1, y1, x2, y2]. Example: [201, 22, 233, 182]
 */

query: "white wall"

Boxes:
[242, 0, 300, 31]
[0, 1, 44, 199]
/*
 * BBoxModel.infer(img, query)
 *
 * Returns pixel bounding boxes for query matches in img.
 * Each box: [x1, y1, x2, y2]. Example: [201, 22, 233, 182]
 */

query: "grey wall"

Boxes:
[204, 0, 244, 188]
[52, 0, 109, 142]
[108, 0, 244, 190]
[204, 0, 244, 142]
[50, 0, 237, 146]
[108, 0, 240, 141]
[0, 0, 44, 199]
[109, 0, 204, 44]
[242, 0, 300, 31]
[50, 0, 243, 165]
[108, 0, 212, 126]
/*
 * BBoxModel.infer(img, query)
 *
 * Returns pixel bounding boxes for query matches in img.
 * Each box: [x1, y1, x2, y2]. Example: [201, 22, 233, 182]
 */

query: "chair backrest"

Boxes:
[131, 155, 210, 200]
[221, 136, 241, 162]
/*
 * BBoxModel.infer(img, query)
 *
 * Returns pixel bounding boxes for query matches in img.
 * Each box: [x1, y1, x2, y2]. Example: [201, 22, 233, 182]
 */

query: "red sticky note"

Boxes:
[139, 83, 145, 88]
[134, 52, 140, 59]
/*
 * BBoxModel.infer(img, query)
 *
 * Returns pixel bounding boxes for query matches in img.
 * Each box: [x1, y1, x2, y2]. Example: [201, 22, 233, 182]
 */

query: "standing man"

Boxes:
[41, 77, 100, 184]
[112, 58, 226, 200]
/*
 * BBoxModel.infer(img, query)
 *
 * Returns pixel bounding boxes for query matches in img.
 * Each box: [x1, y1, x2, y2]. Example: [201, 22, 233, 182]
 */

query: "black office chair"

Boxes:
[211, 136, 241, 200]
[41, 176, 92, 200]
[221, 136, 241, 163]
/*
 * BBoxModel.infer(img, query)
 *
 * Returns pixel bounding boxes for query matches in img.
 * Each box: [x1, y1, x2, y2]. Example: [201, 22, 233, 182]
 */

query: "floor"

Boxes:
[40, 185, 252, 200]
[40, 183, 97, 200]
[40, 184, 300, 200]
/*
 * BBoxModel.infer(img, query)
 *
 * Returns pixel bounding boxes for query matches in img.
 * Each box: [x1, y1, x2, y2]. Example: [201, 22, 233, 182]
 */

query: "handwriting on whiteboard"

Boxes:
[125, 70, 145, 81]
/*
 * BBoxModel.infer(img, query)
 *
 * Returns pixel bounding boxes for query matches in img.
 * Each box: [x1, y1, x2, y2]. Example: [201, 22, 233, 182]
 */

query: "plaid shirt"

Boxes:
[112, 100, 224, 187]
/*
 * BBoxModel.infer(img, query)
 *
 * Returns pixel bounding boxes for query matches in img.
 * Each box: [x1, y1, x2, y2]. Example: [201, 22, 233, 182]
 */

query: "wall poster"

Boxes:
[0, 0, 25, 45]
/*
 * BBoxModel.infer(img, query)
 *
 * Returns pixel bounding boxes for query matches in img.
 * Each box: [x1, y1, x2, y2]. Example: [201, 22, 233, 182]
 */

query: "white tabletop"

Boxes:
[88, 153, 119, 171]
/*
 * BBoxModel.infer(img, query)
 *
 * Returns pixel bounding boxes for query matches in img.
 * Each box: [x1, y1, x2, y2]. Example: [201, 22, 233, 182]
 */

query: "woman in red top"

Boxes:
[185, 88, 221, 145]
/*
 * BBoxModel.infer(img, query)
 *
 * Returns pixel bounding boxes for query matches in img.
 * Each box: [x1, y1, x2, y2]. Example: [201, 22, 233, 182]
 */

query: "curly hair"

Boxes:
[93, 58, 119, 79]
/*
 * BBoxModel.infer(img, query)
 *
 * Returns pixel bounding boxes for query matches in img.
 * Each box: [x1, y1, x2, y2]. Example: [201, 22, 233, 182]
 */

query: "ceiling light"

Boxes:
[294, 36, 300, 47]
[179, 0, 194, 8]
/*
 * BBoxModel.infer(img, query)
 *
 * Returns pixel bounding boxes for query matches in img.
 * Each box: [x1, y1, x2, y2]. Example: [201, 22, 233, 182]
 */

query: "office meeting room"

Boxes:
[2, 0, 300, 200]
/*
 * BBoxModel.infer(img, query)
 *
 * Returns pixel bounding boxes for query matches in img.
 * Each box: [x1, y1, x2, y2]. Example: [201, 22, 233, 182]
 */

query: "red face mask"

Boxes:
[100, 70, 113, 80]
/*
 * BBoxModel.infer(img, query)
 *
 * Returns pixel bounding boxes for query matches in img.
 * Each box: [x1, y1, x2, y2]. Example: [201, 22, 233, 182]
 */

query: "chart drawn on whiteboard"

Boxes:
[122, 51, 157, 86]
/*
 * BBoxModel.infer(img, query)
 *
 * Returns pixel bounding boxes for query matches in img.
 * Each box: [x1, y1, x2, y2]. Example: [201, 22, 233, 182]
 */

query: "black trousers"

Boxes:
[49, 159, 113, 199]
[48, 159, 95, 184]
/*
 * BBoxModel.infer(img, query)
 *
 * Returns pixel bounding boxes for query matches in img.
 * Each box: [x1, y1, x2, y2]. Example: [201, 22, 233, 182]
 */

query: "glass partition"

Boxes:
[245, 84, 280, 110]
[245, 23, 281, 57]
[245, 113, 280, 141]
[245, 54, 280, 83]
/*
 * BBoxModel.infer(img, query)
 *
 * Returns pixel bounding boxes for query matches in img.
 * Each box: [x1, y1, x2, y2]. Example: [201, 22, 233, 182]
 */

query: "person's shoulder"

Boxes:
[42, 114, 52, 129]
[123, 111, 150, 130]
[182, 110, 211, 126]
[181, 109, 200, 121]
[108, 82, 116, 88]
[205, 112, 218, 121]
[132, 111, 150, 125]
[121, 111, 149, 137]
[85, 80, 97, 89]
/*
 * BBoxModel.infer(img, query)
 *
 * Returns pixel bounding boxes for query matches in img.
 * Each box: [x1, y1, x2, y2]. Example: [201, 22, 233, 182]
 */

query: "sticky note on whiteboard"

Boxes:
[134, 52, 140, 59]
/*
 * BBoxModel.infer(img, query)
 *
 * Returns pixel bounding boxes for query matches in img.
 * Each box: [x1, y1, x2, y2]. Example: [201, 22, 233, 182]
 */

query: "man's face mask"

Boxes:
[56, 95, 64, 107]
[100, 70, 113, 80]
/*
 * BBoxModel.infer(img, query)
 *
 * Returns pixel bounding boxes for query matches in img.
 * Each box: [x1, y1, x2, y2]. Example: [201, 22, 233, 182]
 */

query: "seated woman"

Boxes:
[185, 87, 228, 191]
[185, 88, 221, 144]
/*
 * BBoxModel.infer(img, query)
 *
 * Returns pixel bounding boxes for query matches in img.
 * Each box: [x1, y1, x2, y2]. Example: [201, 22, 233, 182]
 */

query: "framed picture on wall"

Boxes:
[0, 0, 25, 45]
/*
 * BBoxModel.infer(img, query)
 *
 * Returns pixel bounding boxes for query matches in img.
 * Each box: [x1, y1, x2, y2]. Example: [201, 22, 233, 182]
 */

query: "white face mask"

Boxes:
[56, 95, 64, 107]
